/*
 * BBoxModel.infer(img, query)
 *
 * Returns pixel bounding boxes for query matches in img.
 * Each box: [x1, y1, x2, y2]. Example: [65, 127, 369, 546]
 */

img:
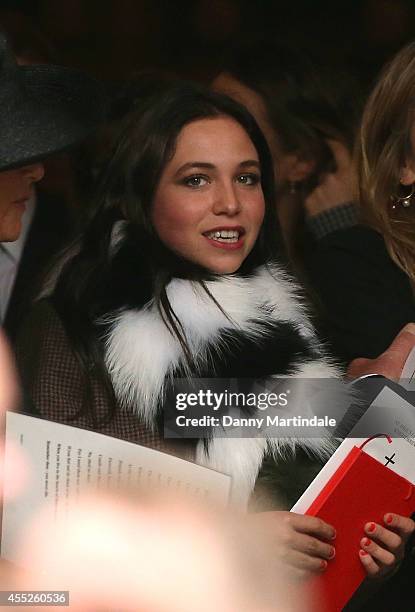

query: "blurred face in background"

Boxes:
[0, 163, 44, 241]
[212, 72, 318, 191]
[151, 116, 265, 274]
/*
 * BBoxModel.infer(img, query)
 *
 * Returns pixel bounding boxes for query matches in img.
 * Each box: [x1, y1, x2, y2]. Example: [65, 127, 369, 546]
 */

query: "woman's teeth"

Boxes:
[206, 230, 240, 243]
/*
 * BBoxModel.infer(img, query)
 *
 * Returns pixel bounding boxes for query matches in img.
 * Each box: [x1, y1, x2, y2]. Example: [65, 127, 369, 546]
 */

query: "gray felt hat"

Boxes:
[0, 31, 107, 171]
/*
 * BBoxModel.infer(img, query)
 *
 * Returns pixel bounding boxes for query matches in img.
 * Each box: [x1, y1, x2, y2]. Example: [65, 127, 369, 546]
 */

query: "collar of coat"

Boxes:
[102, 264, 348, 506]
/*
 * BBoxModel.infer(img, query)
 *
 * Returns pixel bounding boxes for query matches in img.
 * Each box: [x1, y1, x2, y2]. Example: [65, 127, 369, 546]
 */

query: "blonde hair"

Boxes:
[357, 41, 415, 282]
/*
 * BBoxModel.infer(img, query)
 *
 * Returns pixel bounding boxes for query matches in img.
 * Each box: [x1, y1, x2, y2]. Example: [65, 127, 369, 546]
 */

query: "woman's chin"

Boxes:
[203, 260, 243, 275]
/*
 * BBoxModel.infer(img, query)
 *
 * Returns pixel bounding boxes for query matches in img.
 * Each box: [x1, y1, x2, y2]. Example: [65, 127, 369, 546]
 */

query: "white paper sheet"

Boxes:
[1, 412, 231, 565]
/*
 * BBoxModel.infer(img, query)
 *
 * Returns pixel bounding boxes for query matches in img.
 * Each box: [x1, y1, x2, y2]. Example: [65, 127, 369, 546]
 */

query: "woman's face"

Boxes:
[151, 116, 265, 274]
[0, 163, 45, 242]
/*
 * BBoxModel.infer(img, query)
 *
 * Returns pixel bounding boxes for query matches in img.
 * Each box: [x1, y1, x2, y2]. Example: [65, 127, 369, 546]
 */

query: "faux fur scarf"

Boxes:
[102, 264, 348, 506]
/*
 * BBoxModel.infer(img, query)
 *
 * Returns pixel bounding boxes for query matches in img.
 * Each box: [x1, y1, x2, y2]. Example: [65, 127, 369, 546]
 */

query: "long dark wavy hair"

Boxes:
[51, 83, 283, 424]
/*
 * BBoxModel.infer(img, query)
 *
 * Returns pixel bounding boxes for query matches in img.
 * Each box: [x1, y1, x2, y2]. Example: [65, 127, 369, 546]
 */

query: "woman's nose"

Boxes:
[21, 162, 45, 183]
[213, 182, 242, 215]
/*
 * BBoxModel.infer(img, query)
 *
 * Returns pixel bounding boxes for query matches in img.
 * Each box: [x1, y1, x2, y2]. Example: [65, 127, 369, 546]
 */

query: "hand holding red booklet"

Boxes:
[304, 434, 415, 611]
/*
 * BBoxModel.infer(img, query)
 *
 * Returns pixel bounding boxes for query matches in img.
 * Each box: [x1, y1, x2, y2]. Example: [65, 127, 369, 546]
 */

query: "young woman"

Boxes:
[17, 84, 412, 584]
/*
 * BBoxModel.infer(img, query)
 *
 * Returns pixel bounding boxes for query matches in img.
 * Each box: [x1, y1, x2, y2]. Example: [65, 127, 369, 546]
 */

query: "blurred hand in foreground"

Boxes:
[1, 493, 304, 612]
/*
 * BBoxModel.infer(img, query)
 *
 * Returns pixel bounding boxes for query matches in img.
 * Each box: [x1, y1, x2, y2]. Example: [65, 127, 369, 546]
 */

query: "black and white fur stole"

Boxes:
[102, 263, 348, 506]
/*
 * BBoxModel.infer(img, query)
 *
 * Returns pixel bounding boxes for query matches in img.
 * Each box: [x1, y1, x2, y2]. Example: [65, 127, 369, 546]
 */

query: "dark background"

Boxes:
[2, 0, 415, 88]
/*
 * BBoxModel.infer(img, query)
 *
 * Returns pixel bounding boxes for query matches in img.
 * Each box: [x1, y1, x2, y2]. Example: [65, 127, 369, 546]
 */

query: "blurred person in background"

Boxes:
[305, 41, 415, 364]
[0, 14, 104, 341]
[299, 41, 415, 611]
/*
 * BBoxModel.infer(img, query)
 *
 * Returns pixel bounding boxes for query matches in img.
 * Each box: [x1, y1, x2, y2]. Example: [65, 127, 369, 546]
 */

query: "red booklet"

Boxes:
[304, 438, 415, 611]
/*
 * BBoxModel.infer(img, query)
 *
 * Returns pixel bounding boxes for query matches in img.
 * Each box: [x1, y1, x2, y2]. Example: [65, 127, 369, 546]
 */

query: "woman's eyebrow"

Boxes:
[175, 162, 215, 175]
[175, 159, 260, 176]
[238, 160, 261, 169]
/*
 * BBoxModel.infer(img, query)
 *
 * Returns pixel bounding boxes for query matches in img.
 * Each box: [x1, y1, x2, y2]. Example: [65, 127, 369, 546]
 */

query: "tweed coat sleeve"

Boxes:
[15, 300, 188, 454]
[16, 300, 91, 424]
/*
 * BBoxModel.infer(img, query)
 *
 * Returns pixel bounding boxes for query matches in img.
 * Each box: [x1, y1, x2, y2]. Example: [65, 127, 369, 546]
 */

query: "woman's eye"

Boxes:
[183, 175, 209, 188]
[237, 173, 260, 186]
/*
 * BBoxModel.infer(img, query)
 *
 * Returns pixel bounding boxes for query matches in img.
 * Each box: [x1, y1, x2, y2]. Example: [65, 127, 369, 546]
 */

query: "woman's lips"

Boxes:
[204, 236, 244, 250]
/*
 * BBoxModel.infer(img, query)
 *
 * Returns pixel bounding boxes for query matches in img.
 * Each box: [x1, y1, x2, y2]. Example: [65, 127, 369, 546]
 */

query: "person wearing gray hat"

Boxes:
[0, 31, 106, 329]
